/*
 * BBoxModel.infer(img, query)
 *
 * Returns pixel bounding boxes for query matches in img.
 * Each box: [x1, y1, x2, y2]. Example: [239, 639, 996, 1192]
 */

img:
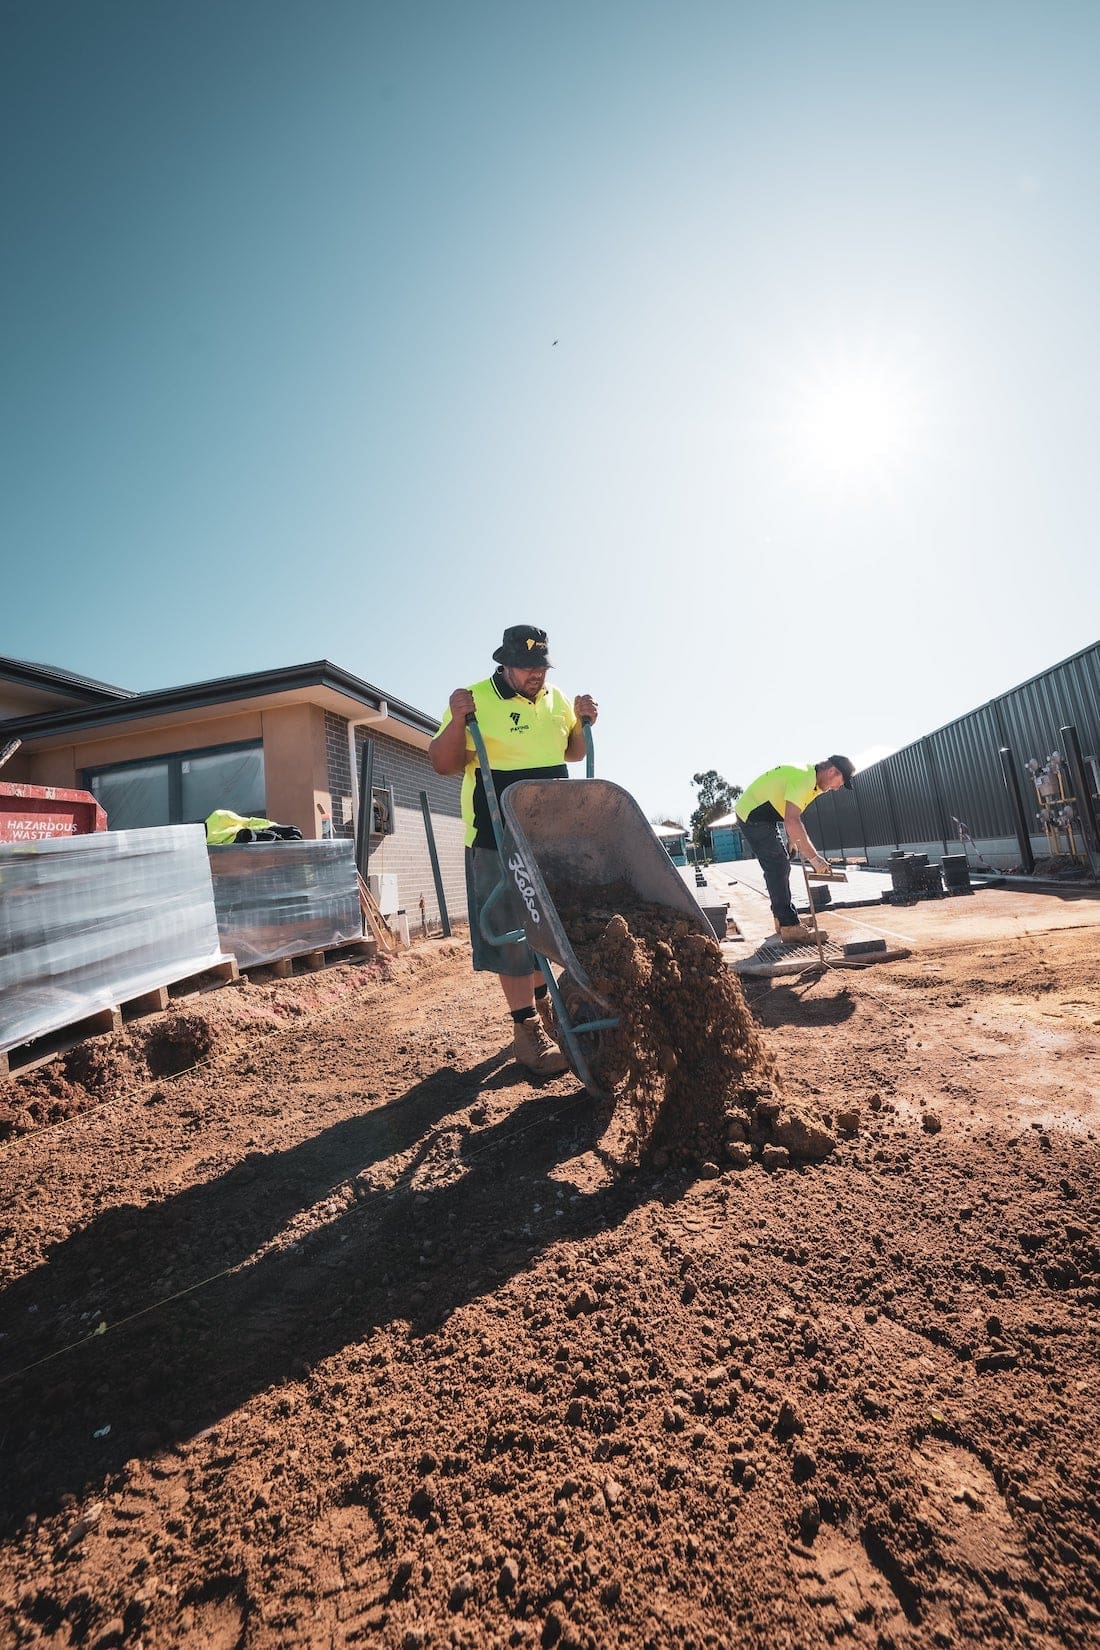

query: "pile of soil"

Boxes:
[0, 1043, 140, 1142]
[0, 921, 1098, 1649]
[1023, 856, 1098, 882]
[0, 1012, 217, 1143]
[135, 1012, 217, 1078]
[558, 892, 834, 1170]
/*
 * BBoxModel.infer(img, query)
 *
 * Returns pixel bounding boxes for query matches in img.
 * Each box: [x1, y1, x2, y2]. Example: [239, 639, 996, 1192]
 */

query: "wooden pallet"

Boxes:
[0, 959, 239, 1079]
[123, 958, 239, 1016]
[245, 937, 375, 978]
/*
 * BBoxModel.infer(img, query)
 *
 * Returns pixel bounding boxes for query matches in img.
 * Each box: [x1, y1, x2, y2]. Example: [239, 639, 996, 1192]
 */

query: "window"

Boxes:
[180, 746, 266, 824]
[86, 760, 171, 831]
[86, 742, 265, 832]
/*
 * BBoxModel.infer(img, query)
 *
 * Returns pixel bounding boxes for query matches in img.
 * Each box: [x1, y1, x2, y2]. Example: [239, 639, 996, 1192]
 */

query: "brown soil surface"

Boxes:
[1, 901, 1098, 1649]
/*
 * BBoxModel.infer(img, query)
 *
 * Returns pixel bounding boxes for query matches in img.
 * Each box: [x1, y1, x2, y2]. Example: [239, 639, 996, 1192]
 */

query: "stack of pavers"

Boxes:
[940, 853, 973, 896]
[883, 852, 952, 904]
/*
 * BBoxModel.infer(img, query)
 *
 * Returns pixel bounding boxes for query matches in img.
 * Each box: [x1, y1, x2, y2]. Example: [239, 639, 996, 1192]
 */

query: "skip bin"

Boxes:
[0, 783, 107, 843]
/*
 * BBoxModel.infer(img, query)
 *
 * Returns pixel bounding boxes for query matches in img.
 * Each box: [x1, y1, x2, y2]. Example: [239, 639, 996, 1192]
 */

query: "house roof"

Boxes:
[0, 656, 132, 702]
[1, 660, 440, 749]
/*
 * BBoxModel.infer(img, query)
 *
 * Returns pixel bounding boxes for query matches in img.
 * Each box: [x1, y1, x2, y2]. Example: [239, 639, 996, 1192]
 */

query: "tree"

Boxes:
[690, 770, 742, 852]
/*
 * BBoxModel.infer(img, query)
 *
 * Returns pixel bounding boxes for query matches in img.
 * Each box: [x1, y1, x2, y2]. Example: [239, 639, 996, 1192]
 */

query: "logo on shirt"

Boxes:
[510, 712, 521, 726]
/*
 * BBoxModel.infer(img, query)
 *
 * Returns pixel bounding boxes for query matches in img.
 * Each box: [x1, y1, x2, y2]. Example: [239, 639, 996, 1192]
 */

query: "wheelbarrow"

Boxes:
[467, 717, 716, 1097]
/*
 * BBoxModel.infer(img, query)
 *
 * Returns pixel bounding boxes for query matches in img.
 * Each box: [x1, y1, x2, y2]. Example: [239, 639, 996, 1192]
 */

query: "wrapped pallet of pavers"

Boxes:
[0, 825, 232, 1060]
[207, 839, 363, 968]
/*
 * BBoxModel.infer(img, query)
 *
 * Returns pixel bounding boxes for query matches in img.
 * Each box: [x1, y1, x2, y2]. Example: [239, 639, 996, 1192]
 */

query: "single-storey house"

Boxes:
[0, 656, 465, 929]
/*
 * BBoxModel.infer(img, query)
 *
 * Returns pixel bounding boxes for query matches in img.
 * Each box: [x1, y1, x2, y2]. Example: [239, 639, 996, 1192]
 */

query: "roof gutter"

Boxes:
[1, 662, 438, 745]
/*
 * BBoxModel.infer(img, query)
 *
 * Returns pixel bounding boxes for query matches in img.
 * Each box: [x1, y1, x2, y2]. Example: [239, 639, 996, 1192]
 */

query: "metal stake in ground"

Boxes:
[419, 791, 452, 937]
[798, 854, 827, 966]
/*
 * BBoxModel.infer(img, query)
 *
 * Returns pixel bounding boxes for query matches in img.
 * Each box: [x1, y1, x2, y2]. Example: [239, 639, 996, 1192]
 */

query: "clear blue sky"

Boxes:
[3, 1, 1098, 824]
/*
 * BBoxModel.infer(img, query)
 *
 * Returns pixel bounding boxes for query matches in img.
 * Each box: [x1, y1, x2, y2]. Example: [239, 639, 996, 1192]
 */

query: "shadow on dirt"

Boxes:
[745, 978, 857, 1029]
[0, 1059, 679, 1533]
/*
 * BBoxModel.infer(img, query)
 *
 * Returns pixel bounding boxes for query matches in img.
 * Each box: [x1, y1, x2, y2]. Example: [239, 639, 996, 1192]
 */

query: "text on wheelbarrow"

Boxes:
[507, 852, 542, 925]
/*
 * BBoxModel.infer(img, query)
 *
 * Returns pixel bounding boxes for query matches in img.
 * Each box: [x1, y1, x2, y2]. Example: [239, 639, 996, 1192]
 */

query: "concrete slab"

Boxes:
[690, 859, 893, 911]
[678, 862, 903, 970]
[679, 859, 1100, 971]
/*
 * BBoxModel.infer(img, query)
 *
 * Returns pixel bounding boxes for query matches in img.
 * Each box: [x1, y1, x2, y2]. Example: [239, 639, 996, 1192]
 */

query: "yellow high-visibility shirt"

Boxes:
[437, 672, 577, 847]
[735, 763, 820, 824]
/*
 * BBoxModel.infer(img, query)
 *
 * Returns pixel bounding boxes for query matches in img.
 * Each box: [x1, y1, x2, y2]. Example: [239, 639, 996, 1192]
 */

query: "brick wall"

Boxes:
[323, 712, 466, 931]
[324, 709, 356, 825]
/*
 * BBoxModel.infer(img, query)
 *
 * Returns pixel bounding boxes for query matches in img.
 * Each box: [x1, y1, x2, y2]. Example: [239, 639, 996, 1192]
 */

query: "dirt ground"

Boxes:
[1, 889, 1098, 1649]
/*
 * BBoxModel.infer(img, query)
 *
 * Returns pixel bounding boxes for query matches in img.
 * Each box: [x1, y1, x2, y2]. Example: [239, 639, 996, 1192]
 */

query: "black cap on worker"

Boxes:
[492, 625, 554, 668]
[825, 754, 856, 789]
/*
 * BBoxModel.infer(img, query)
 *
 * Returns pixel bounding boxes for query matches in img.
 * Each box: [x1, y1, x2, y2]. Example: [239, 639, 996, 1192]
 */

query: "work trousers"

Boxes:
[741, 817, 799, 928]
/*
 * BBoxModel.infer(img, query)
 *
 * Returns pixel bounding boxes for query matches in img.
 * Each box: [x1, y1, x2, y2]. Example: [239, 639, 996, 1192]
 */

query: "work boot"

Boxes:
[536, 994, 558, 1040]
[779, 923, 827, 946]
[512, 1015, 568, 1076]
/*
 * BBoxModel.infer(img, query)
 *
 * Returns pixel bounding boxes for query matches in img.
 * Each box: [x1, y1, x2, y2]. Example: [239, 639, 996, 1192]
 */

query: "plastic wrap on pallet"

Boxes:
[208, 840, 363, 968]
[0, 826, 231, 1057]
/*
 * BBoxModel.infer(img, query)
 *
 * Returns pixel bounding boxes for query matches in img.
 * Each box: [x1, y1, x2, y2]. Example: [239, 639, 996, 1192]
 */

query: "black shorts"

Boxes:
[465, 847, 539, 977]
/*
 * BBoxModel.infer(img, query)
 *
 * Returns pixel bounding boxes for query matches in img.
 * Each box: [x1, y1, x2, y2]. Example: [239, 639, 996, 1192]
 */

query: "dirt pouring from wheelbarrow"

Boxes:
[552, 886, 836, 1171]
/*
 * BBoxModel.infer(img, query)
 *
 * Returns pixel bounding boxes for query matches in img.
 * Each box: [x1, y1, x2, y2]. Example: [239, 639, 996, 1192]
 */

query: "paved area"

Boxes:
[689, 856, 891, 909]
[678, 860, 902, 973]
[678, 858, 1100, 974]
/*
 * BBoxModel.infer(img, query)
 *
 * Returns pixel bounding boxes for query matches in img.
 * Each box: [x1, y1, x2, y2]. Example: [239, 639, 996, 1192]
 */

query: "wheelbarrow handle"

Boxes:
[464, 714, 506, 854]
[581, 716, 594, 779]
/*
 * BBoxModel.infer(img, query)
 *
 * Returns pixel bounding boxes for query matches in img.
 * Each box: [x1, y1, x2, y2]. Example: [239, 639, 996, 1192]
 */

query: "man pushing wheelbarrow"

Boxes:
[429, 624, 599, 1076]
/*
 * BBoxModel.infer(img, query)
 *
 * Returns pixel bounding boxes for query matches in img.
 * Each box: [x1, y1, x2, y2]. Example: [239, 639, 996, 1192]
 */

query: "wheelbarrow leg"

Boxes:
[478, 877, 526, 948]
[536, 956, 618, 1100]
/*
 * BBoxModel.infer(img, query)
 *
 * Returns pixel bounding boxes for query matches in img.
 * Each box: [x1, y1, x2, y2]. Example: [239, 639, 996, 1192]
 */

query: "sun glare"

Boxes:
[784, 343, 926, 492]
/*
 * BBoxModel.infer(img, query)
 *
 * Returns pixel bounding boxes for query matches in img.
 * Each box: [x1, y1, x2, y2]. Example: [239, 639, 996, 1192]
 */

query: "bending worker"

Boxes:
[429, 624, 598, 1076]
[734, 756, 856, 945]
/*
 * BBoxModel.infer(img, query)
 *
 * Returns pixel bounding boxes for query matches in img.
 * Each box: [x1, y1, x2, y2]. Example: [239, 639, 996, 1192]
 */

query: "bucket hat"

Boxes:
[492, 625, 554, 668]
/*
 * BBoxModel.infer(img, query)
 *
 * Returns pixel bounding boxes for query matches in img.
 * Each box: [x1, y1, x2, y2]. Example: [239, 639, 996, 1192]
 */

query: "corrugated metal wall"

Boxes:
[814, 642, 1100, 864]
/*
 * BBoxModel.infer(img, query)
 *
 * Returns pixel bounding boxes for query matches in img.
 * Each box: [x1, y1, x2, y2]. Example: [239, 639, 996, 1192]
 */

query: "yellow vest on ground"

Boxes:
[205, 810, 278, 845]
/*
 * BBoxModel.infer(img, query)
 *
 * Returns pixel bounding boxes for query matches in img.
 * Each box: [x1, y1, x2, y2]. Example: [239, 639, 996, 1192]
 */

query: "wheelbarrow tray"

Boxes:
[499, 777, 715, 1009]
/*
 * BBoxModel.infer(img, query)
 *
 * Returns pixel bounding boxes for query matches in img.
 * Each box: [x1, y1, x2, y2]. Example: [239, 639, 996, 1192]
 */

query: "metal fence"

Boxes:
[813, 642, 1100, 869]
